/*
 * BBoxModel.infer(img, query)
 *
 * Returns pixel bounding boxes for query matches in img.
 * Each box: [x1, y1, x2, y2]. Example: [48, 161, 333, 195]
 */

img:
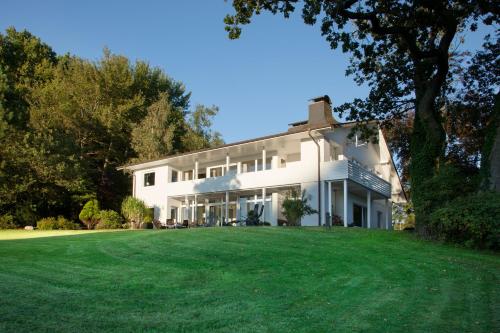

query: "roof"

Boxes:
[117, 122, 339, 171]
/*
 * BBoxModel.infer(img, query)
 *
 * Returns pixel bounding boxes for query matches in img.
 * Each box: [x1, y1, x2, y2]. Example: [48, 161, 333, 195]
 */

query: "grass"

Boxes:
[0, 228, 498, 332]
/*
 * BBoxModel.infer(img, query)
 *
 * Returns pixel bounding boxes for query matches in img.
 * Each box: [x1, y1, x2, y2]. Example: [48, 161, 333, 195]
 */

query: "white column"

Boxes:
[236, 195, 240, 221]
[185, 195, 189, 221]
[327, 181, 332, 218]
[191, 197, 195, 224]
[194, 160, 199, 180]
[262, 187, 266, 222]
[204, 198, 209, 225]
[385, 199, 391, 229]
[132, 174, 136, 197]
[343, 179, 348, 227]
[271, 192, 279, 225]
[367, 190, 372, 229]
[194, 195, 198, 224]
[225, 191, 229, 224]
[262, 148, 266, 170]
[165, 196, 169, 222]
[237, 161, 242, 174]
[226, 154, 230, 173]
[254, 159, 258, 172]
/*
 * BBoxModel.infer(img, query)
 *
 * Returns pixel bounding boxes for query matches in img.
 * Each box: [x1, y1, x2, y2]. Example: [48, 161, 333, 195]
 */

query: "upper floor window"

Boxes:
[144, 172, 155, 187]
[265, 157, 272, 170]
[171, 170, 178, 183]
[242, 160, 255, 173]
[210, 167, 223, 178]
[228, 164, 237, 174]
[183, 170, 193, 181]
[256, 158, 263, 171]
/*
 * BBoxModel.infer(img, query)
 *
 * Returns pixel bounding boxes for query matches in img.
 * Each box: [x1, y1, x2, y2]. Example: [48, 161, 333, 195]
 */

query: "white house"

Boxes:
[118, 96, 406, 228]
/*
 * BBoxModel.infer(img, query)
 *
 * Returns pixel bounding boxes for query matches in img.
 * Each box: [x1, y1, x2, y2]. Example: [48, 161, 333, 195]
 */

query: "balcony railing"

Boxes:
[347, 160, 391, 197]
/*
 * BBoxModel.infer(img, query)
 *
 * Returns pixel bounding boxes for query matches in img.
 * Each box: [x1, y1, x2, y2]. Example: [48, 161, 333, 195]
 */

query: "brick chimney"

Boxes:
[308, 95, 335, 125]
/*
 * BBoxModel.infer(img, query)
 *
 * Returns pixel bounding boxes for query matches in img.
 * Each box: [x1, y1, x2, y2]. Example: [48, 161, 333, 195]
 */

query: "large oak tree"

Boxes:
[225, 0, 498, 229]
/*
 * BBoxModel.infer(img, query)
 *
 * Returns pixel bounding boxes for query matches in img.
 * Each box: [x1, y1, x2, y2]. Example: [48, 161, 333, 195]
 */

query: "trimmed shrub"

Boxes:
[429, 191, 500, 249]
[0, 214, 16, 229]
[79, 199, 100, 229]
[96, 210, 123, 229]
[37, 216, 79, 230]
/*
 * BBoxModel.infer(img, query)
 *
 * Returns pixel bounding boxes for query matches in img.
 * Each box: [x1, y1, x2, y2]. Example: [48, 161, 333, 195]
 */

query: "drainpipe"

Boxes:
[308, 129, 322, 226]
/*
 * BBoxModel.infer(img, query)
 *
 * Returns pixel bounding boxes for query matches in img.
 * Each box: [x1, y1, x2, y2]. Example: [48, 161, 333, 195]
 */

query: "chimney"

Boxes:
[308, 95, 335, 126]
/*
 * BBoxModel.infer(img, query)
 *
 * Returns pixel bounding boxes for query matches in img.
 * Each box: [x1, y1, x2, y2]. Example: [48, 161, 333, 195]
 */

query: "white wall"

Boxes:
[134, 165, 169, 221]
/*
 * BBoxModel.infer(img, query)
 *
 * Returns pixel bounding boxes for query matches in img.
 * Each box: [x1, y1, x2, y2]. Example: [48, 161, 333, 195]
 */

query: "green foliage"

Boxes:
[37, 216, 79, 230]
[131, 93, 177, 160]
[0, 214, 16, 229]
[121, 196, 148, 228]
[281, 189, 317, 226]
[429, 192, 500, 250]
[416, 164, 478, 229]
[96, 210, 123, 229]
[36, 217, 59, 230]
[79, 200, 100, 229]
[182, 104, 224, 151]
[0, 28, 222, 224]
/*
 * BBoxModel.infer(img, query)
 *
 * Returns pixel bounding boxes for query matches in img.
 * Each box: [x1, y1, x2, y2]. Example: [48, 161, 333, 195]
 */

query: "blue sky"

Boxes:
[1, 0, 493, 143]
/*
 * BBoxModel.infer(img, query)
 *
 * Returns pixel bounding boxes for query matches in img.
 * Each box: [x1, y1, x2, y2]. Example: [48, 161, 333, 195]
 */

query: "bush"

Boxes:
[416, 164, 478, 229]
[56, 217, 80, 230]
[282, 189, 317, 226]
[79, 199, 100, 229]
[37, 216, 79, 230]
[0, 214, 16, 229]
[121, 196, 149, 229]
[96, 210, 123, 229]
[37, 217, 59, 230]
[429, 191, 500, 250]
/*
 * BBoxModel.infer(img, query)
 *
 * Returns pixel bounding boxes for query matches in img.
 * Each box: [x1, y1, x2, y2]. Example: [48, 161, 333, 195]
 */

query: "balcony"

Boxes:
[165, 159, 391, 198]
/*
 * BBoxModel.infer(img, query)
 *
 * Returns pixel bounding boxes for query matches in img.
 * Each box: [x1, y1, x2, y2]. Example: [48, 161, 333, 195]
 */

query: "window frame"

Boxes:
[144, 172, 155, 187]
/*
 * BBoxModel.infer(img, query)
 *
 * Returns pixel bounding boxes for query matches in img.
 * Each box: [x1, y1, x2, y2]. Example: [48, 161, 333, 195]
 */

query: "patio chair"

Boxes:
[246, 204, 264, 226]
[166, 219, 176, 229]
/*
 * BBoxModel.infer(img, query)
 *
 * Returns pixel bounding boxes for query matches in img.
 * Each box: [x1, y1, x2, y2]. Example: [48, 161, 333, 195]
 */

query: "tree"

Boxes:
[225, 1, 498, 230]
[182, 104, 224, 151]
[121, 196, 148, 229]
[282, 189, 317, 226]
[79, 199, 100, 229]
[0, 28, 223, 226]
[131, 93, 178, 160]
[0, 27, 59, 224]
[27, 49, 193, 213]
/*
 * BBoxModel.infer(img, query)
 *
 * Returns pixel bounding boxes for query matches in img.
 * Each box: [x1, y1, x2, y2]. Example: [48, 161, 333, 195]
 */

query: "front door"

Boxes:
[353, 204, 363, 227]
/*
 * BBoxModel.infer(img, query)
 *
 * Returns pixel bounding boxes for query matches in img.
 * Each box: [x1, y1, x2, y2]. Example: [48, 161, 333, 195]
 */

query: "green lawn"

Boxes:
[0, 228, 498, 332]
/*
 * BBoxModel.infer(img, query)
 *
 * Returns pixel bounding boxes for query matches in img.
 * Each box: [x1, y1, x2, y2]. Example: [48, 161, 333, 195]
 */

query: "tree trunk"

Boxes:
[409, 81, 446, 234]
[481, 93, 500, 192]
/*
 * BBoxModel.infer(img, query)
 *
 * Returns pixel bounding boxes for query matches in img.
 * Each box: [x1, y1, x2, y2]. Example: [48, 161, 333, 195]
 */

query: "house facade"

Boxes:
[119, 96, 406, 228]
